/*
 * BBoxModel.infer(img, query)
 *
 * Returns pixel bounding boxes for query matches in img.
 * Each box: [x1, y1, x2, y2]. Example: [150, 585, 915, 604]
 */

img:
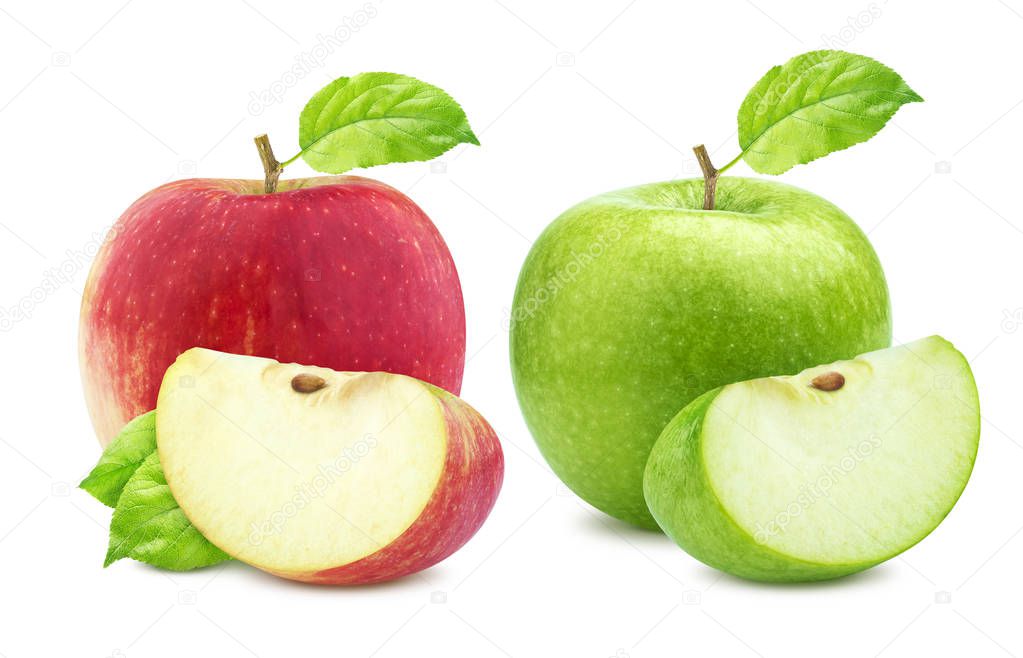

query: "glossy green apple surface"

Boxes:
[510, 177, 891, 527]
[644, 336, 980, 581]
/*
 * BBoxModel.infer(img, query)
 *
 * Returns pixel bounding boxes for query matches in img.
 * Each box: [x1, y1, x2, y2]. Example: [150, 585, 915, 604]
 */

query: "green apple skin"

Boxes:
[644, 388, 861, 580]
[642, 337, 980, 582]
[510, 177, 891, 528]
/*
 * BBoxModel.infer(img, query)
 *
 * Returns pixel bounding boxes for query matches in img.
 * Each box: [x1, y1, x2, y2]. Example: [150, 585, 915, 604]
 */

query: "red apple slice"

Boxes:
[156, 348, 503, 585]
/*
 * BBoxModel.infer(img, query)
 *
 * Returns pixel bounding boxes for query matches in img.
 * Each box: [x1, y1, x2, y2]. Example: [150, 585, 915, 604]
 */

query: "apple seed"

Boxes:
[291, 373, 327, 393]
[810, 371, 845, 392]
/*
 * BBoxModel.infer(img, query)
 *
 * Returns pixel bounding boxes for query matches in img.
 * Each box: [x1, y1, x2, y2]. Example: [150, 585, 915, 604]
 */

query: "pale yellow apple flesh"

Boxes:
[156, 348, 503, 584]
[706, 337, 978, 563]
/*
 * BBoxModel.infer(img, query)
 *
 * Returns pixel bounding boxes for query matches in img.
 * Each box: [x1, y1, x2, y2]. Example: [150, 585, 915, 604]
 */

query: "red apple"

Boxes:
[80, 176, 465, 446]
[157, 348, 504, 585]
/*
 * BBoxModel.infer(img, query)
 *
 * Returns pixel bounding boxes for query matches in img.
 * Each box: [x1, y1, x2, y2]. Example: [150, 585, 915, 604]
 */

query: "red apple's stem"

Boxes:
[254, 134, 283, 194]
[693, 144, 718, 210]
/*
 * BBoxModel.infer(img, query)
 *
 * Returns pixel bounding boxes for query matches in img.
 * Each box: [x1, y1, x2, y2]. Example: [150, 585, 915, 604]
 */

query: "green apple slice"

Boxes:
[643, 336, 979, 582]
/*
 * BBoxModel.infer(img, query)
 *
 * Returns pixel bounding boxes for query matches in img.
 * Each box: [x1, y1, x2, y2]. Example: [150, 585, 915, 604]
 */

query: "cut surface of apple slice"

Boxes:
[156, 348, 503, 584]
[643, 336, 979, 582]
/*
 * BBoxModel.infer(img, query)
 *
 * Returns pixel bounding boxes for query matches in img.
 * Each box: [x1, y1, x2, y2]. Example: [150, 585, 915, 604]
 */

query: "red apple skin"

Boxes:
[80, 176, 465, 446]
[279, 389, 504, 585]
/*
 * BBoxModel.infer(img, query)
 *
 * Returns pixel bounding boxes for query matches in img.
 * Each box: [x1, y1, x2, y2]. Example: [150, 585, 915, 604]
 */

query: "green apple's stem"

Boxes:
[693, 144, 719, 210]
[254, 134, 283, 194]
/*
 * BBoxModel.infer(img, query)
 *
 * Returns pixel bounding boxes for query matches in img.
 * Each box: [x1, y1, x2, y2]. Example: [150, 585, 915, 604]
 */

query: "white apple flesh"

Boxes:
[156, 348, 503, 585]
[643, 336, 979, 582]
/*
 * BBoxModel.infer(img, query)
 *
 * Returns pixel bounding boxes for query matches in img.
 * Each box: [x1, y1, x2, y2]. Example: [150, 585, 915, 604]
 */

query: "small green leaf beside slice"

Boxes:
[80, 411, 157, 507]
[105, 451, 230, 571]
[298, 72, 479, 174]
[737, 50, 922, 175]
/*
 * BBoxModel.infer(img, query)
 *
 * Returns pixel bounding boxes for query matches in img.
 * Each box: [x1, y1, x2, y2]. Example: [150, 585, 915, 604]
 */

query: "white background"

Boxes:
[1, 0, 1021, 656]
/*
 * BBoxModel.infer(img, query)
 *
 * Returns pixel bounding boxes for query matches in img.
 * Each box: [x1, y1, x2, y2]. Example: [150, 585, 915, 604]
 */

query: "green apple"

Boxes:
[644, 336, 979, 582]
[510, 177, 891, 527]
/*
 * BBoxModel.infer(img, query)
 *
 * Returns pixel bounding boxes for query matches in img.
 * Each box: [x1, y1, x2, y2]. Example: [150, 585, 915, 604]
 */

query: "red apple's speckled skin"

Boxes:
[80, 177, 466, 446]
[299, 390, 504, 585]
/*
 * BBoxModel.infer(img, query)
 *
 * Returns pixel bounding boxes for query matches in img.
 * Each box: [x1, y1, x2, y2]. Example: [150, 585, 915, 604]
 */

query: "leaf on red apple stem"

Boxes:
[298, 72, 479, 174]
[737, 50, 922, 175]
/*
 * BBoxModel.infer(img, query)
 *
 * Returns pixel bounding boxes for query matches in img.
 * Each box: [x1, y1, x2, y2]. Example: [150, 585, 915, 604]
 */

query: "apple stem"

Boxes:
[254, 134, 283, 194]
[693, 144, 718, 210]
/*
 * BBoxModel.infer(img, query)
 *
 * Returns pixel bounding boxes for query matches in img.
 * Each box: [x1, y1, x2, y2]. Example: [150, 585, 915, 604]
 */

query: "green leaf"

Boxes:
[105, 451, 230, 571]
[737, 50, 922, 175]
[80, 411, 157, 507]
[298, 72, 479, 174]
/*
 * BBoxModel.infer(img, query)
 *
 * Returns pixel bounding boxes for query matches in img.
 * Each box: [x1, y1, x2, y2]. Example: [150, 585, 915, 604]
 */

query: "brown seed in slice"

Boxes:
[291, 373, 327, 393]
[810, 371, 845, 391]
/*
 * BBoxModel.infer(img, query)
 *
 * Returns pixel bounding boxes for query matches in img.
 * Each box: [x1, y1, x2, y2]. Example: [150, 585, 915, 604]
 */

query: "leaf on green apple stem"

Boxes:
[80, 411, 157, 508]
[737, 50, 922, 175]
[298, 72, 479, 174]
[105, 451, 231, 571]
